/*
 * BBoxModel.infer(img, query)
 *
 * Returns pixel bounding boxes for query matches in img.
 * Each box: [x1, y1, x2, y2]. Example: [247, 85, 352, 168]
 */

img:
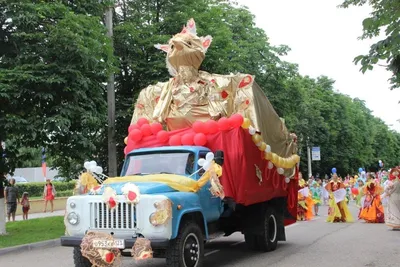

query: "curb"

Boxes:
[0, 238, 61, 256]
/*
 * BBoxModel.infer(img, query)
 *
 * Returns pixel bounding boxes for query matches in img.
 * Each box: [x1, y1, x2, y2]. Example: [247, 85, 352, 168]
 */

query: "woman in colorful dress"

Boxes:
[383, 168, 400, 229]
[310, 181, 322, 215]
[297, 173, 314, 221]
[325, 174, 354, 223]
[359, 173, 384, 223]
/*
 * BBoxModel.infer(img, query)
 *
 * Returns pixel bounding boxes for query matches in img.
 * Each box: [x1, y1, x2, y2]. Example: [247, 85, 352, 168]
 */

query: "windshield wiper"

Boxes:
[130, 172, 150, 176]
[157, 172, 175, 174]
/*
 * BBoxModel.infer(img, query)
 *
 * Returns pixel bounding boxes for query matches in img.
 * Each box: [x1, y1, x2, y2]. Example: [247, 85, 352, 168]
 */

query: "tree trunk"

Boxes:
[0, 200, 6, 235]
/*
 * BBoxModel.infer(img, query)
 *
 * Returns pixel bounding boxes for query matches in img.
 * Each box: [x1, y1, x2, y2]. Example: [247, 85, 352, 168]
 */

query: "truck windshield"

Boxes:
[124, 152, 195, 176]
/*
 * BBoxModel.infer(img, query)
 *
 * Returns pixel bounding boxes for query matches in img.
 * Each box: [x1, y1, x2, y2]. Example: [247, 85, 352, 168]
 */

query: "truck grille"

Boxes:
[89, 202, 136, 229]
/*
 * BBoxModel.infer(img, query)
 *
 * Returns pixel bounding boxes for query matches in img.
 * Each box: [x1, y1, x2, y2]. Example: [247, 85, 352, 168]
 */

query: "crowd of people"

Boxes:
[297, 167, 400, 229]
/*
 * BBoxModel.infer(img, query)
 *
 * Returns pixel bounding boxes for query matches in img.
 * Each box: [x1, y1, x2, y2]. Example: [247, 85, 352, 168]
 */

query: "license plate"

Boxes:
[92, 239, 125, 249]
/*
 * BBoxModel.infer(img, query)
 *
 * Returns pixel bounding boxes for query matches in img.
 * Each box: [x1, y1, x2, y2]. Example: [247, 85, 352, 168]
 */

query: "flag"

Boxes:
[42, 147, 47, 180]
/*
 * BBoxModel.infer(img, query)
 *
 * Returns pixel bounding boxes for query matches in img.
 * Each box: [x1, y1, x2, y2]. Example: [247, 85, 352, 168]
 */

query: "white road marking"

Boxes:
[205, 250, 220, 256]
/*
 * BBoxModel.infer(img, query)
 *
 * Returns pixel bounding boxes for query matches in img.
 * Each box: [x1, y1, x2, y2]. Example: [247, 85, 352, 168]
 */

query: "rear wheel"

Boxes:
[73, 247, 91, 267]
[257, 207, 278, 252]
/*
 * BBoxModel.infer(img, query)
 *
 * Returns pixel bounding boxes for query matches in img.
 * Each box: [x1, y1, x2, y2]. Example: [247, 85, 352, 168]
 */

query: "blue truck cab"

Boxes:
[61, 146, 288, 267]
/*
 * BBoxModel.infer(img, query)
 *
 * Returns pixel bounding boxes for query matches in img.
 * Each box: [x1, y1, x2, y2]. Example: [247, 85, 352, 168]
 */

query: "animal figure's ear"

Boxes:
[200, 35, 213, 52]
[186, 18, 197, 35]
[154, 44, 170, 53]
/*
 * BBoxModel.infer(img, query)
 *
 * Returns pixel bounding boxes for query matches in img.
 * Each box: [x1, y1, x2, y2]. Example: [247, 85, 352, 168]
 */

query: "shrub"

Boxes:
[15, 181, 76, 197]
[57, 190, 74, 197]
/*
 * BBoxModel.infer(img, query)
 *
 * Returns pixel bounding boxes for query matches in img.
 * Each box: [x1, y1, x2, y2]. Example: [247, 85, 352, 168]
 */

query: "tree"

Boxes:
[0, 1, 115, 177]
[340, 0, 400, 89]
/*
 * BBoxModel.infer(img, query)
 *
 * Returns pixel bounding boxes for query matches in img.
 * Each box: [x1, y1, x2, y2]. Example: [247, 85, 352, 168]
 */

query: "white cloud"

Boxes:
[236, 0, 400, 132]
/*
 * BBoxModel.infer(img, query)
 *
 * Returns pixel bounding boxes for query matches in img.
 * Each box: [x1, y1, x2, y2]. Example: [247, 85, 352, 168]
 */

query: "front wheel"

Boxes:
[166, 221, 204, 267]
[73, 247, 91, 267]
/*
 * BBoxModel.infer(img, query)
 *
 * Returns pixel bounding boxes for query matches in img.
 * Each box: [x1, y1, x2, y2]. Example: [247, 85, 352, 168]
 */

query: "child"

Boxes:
[21, 192, 30, 220]
[310, 181, 322, 215]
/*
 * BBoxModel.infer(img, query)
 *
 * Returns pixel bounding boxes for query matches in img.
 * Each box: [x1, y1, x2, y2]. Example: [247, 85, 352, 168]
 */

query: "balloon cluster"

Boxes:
[126, 118, 165, 143]
[84, 161, 103, 174]
[197, 152, 215, 171]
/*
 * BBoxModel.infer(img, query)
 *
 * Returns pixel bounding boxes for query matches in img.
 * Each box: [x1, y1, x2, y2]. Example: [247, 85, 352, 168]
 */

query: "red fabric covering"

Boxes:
[126, 124, 298, 221]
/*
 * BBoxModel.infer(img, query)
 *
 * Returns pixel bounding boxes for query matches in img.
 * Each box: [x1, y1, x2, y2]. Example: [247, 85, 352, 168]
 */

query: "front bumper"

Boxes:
[60, 236, 170, 249]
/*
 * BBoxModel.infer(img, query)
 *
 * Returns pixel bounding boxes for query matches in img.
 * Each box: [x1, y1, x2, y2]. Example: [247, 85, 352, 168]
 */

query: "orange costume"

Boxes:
[325, 179, 354, 223]
[359, 179, 384, 223]
[297, 179, 314, 221]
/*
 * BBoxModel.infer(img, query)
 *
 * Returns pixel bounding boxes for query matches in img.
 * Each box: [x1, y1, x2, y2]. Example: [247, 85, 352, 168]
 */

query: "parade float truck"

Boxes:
[60, 18, 299, 267]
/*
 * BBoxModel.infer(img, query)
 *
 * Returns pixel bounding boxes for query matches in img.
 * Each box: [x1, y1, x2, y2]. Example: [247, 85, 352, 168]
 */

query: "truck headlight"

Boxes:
[67, 212, 79, 225]
[149, 200, 172, 226]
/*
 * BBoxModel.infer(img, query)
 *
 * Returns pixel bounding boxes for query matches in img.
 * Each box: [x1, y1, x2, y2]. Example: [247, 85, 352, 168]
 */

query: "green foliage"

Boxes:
[15, 181, 76, 197]
[340, 0, 400, 89]
[0, 0, 116, 177]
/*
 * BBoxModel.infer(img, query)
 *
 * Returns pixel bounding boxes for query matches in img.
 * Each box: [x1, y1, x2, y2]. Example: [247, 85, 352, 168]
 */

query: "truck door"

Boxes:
[197, 151, 223, 222]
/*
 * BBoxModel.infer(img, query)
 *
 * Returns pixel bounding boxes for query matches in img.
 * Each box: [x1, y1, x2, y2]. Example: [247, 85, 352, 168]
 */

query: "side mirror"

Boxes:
[214, 150, 224, 166]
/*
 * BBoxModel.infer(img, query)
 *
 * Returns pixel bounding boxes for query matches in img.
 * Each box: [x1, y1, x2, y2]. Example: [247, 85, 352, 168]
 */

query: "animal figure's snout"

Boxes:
[172, 40, 184, 51]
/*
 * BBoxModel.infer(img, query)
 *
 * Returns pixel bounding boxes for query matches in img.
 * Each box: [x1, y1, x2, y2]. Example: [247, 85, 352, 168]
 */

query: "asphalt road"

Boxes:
[2, 204, 399, 267]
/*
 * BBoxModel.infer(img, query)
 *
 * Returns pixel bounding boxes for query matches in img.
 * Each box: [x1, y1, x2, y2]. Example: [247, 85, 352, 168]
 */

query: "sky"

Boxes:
[235, 0, 400, 132]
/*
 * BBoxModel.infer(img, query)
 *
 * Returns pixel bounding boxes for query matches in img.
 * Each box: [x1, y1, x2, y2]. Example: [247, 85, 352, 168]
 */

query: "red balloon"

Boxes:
[205, 120, 218, 134]
[218, 117, 231, 131]
[128, 124, 139, 133]
[192, 121, 206, 134]
[194, 133, 207, 146]
[140, 124, 152, 136]
[169, 135, 182, 146]
[137, 118, 149, 127]
[157, 130, 169, 143]
[150, 122, 163, 135]
[229, 114, 244, 128]
[124, 147, 128, 155]
[181, 133, 195, 145]
[129, 129, 143, 142]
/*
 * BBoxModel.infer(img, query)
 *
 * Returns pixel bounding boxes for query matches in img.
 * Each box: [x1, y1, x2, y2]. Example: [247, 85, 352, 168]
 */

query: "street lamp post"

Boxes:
[307, 137, 312, 178]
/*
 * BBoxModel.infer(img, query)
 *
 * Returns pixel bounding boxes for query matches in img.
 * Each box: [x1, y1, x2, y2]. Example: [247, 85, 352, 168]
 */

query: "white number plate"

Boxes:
[92, 239, 125, 249]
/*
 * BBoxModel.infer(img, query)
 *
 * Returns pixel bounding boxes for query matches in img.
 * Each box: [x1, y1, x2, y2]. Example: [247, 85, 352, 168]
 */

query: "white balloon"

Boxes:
[203, 161, 211, 171]
[267, 161, 274, 169]
[249, 127, 256, 135]
[198, 158, 206, 166]
[95, 166, 103, 174]
[285, 177, 290, 183]
[379, 160, 382, 163]
[89, 161, 97, 168]
[277, 168, 284, 175]
[84, 161, 90, 170]
[89, 165, 97, 173]
[205, 152, 214, 162]
[265, 145, 271, 153]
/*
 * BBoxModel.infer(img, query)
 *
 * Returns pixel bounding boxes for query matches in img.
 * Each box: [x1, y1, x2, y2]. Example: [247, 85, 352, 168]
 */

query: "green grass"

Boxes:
[0, 216, 65, 248]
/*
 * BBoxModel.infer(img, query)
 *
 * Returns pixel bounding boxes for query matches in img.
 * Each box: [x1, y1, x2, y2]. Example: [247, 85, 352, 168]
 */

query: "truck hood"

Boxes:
[96, 182, 177, 195]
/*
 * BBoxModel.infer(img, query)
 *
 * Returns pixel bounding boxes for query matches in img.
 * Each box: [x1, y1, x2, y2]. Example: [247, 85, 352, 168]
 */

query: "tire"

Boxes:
[244, 233, 259, 251]
[166, 221, 204, 267]
[73, 247, 91, 267]
[257, 207, 278, 252]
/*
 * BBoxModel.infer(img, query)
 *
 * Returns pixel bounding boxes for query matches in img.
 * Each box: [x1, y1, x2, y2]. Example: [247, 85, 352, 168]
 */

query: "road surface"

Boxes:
[2, 204, 399, 267]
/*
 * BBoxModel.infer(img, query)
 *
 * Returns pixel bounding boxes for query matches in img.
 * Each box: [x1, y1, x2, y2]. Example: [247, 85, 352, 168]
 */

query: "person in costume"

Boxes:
[355, 179, 364, 208]
[310, 181, 322, 215]
[358, 173, 384, 223]
[383, 168, 400, 229]
[325, 174, 354, 223]
[297, 173, 314, 221]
